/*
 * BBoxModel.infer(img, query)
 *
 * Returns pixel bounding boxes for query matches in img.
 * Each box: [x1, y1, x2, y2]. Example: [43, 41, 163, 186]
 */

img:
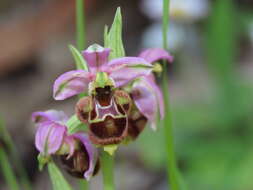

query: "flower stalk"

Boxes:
[162, 0, 180, 189]
[76, 0, 85, 51]
[76, 1, 90, 189]
[101, 151, 115, 190]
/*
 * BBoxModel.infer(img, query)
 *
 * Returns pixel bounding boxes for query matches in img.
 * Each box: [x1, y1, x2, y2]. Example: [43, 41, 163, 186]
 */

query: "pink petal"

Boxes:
[35, 122, 66, 155]
[64, 136, 76, 159]
[145, 77, 164, 119]
[82, 44, 111, 73]
[105, 57, 153, 87]
[131, 77, 164, 130]
[53, 70, 92, 100]
[73, 133, 98, 181]
[32, 110, 68, 124]
[139, 48, 174, 64]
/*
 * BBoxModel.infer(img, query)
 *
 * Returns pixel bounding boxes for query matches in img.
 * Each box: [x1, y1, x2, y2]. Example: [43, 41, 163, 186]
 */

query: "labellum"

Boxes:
[76, 85, 132, 145]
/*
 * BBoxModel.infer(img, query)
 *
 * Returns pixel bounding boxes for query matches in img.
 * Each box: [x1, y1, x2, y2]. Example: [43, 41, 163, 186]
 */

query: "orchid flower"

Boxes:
[32, 110, 99, 180]
[126, 48, 173, 139]
[53, 44, 152, 146]
[53, 44, 172, 145]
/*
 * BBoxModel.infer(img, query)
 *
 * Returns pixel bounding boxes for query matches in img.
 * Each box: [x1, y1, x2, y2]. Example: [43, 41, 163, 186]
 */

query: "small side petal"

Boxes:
[106, 57, 153, 87]
[53, 70, 92, 100]
[139, 48, 174, 64]
[131, 80, 157, 129]
[32, 110, 68, 124]
[73, 133, 98, 180]
[82, 44, 111, 73]
[35, 122, 66, 155]
[145, 77, 164, 119]
[131, 77, 164, 130]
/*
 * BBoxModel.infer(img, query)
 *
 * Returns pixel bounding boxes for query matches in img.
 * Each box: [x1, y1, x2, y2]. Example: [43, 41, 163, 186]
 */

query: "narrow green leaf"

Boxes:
[69, 45, 88, 71]
[48, 161, 73, 190]
[66, 115, 87, 134]
[0, 148, 20, 190]
[0, 117, 32, 190]
[0, 118, 13, 151]
[105, 7, 125, 59]
[162, 0, 181, 189]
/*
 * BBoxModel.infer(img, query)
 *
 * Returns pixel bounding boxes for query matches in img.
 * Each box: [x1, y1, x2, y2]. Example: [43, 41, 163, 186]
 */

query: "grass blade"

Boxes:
[0, 148, 20, 190]
[162, 0, 180, 189]
[0, 117, 32, 190]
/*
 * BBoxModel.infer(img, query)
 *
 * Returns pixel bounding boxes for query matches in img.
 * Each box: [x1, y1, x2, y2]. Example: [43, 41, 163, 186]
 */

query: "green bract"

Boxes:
[104, 7, 125, 59]
[69, 45, 88, 71]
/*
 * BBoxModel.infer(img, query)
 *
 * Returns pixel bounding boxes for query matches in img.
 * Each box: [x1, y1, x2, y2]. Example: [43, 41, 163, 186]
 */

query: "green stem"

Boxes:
[76, 0, 86, 99]
[79, 180, 89, 190]
[162, 0, 180, 189]
[162, 0, 169, 50]
[76, 0, 86, 50]
[0, 148, 20, 190]
[75, 3, 88, 190]
[101, 151, 115, 190]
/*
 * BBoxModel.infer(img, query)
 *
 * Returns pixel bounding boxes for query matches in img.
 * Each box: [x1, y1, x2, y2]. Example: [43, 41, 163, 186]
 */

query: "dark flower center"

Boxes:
[95, 85, 112, 106]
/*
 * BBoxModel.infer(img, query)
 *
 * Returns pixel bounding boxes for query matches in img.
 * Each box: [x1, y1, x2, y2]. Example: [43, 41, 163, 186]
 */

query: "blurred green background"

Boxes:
[0, 0, 253, 189]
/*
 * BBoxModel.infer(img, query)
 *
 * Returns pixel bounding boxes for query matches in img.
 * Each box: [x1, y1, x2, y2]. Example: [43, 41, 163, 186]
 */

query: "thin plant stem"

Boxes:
[75, 2, 88, 189]
[0, 148, 20, 190]
[76, 0, 86, 51]
[76, 0, 86, 99]
[162, 0, 180, 189]
[101, 151, 115, 190]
